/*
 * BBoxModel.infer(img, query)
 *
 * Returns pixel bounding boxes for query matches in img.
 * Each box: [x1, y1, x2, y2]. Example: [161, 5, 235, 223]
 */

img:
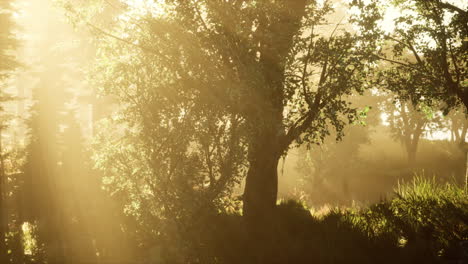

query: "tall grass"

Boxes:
[143, 175, 467, 263]
[350, 175, 468, 263]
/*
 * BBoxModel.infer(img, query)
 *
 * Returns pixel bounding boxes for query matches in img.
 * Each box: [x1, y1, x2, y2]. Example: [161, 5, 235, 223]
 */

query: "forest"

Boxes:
[0, 0, 467, 263]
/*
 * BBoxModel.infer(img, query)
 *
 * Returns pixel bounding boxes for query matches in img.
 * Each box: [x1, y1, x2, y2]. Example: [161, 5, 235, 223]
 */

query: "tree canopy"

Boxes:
[69, 0, 383, 244]
[376, 0, 467, 112]
[0, 0, 19, 78]
[0, 0, 466, 263]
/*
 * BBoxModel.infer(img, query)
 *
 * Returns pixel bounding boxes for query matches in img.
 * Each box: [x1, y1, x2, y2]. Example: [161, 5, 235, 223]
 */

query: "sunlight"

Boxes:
[122, 0, 168, 18]
[380, 113, 454, 141]
[380, 5, 399, 34]
[21, 222, 37, 255]
[1, 0, 466, 263]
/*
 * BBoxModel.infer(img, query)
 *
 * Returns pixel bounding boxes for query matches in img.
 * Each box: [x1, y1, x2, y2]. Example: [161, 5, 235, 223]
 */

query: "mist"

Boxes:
[0, 0, 466, 263]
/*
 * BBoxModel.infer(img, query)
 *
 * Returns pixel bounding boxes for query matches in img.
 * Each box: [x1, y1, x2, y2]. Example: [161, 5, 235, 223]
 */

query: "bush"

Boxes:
[147, 177, 467, 263]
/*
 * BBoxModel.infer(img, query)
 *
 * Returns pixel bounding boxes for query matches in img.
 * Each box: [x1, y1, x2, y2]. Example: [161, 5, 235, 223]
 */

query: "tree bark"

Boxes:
[243, 132, 281, 223]
[242, 0, 306, 219]
[240, 1, 307, 260]
[243, 123, 282, 262]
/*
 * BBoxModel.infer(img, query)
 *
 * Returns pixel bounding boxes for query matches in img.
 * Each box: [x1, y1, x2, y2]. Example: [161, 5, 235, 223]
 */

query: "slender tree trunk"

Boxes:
[465, 151, 468, 192]
[462, 88, 468, 112]
[0, 128, 8, 263]
[460, 122, 467, 144]
[407, 147, 417, 166]
[404, 135, 414, 166]
[407, 132, 421, 166]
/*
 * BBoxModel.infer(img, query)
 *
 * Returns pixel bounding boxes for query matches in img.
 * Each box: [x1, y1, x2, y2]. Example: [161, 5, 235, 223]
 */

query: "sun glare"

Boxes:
[1, 0, 467, 263]
[123, 0, 168, 18]
[380, 5, 399, 34]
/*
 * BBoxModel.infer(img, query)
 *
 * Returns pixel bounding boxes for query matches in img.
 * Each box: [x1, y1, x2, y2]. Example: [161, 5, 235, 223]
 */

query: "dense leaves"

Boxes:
[375, 0, 467, 112]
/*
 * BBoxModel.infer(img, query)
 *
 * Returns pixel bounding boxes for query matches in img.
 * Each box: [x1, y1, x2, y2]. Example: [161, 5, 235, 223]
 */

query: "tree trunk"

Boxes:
[407, 147, 417, 166]
[0, 129, 9, 264]
[465, 151, 468, 193]
[241, 1, 307, 261]
[460, 122, 467, 144]
[462, 87, 468, 112]
[243, 126, 282, 262]
[406, 134, 421, 166]
[243, 135, 280, 224]
[241, 0, 306, 220]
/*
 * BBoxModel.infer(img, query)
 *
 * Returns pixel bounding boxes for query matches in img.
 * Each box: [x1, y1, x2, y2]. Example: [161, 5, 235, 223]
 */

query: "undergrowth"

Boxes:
[146, 176, 468, 264]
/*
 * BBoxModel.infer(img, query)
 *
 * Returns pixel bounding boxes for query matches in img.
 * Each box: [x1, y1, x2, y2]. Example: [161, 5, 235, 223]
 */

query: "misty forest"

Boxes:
[0, 0, 467, 263]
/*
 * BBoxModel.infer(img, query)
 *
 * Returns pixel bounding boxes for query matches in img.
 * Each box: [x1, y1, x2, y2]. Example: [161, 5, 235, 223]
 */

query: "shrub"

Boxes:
[144, 177, 467, 263]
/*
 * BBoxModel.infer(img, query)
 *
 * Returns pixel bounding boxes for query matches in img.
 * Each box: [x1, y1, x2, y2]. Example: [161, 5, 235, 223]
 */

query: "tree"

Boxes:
[66, 0, 381, 259]
[294, 92, 378, 205]
[447, 107, 467, 145]
[0, 0, 19, 262]
[295, 122, 372, 204]
[375, 0, 467, 112]
[22, 74, 67, 264]
[383, 95, 439, 165]
[0, 0, 18, 78]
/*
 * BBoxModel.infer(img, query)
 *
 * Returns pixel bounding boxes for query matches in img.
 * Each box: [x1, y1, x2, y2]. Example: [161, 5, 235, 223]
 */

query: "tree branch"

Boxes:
[438, 1, 468, 15]
[86, 22, 166, 58]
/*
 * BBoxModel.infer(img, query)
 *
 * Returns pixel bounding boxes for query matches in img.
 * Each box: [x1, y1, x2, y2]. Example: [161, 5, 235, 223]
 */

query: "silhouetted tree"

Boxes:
[447, 107, 467, 145]
[295, 92, 379, 205]
[65, 1, 383, 260]
[22, 74, 67, 264]
[374, 0, 467, 112]
[58, 113, 98, 263]
[383, 95, 440, 165]
[0, 0, 19, 262]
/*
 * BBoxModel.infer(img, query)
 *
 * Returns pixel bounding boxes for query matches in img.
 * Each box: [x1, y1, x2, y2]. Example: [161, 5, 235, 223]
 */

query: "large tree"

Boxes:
[66, 0, 381, 259]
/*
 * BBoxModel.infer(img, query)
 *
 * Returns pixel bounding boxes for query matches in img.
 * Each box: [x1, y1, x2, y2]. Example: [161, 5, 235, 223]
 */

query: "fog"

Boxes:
[0, 0, 466, 263]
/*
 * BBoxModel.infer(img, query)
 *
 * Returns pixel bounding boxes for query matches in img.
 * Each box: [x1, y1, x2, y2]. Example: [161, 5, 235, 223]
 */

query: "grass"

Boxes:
[169, 175, 468, 264]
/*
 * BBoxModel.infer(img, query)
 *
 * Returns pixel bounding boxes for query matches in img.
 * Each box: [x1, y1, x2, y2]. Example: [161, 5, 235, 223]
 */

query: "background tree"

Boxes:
[0, 0, 18, 77]
[382, 94, 441, 165]
[447, 107, 467, 145]
[22, 72, 68, 264]
[375, 0, 467, 112]
[0, 0, 20, 262]
[0, 0, 464, 263]
[293, 92, 378, 205]
[19, 3, 97, 261]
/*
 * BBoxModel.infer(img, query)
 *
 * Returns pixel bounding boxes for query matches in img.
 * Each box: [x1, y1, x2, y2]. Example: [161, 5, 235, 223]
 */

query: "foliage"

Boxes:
[91, 108, 246, 255]
[65, 0, 385, 242]
[290, 91, 382, 205]
[0, 0, 19, 78]
[381, 93, 443, 164]
[0, 0, 21, 263]
[294, 121, 372, 204]
[147, 178, 466, 263]
[352, 175, 468, 262]
[43, 0, 468, 262]
[373, 0, 468, 112]
[445, 106, 467, 144]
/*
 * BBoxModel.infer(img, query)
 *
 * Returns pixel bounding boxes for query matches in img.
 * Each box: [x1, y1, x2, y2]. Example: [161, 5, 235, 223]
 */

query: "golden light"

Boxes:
[122, 0, 168, 18]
